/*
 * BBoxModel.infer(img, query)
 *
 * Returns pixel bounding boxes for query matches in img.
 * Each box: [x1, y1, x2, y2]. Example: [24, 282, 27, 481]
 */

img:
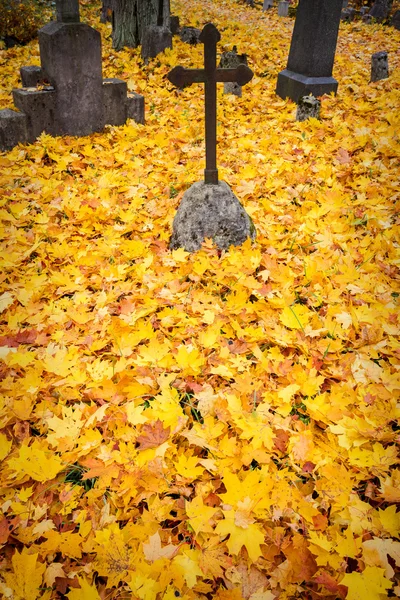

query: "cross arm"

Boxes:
[167, 66, 205, 88]
[216, 64, 253, 86]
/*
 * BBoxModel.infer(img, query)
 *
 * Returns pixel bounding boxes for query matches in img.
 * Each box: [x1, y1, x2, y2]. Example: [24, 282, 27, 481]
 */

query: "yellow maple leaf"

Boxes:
[67, 577, 101, 600]
[175, 344, 204, 375]
[186, 496, 219, 535]
[142, 531, 178, 562]
[280, 305, 310, 330]
[3, 548, 46, 600]
[215, 510, 264, 562]
[341, 566, 392, 600]
[6, 441, 63, 482]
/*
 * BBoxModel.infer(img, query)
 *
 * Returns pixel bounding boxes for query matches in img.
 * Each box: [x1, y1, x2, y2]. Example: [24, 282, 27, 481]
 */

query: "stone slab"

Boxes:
[170, 180, 256, 252]
[276, 70, 338, 102]
[13, 87, 57, 142]
[126, 92, 145, 125]
[0, 109, 28, 150]
[103, 78, 128, 126]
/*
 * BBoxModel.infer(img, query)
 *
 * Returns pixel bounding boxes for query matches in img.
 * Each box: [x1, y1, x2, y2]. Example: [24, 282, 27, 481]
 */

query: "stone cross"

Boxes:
[56, 0, 80, 23]
[168, 23, 253, 185]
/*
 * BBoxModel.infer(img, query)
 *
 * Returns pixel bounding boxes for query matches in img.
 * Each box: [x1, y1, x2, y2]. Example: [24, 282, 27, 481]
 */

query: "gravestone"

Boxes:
[180, 27, 202, 45]
[170, 16, 180, 35]
[167, 23, 255, 252]
[263, 0, 274, 10]
[392, 10, 400, 29]
[278, 1, 290, 17]
[296, 95, 321, 121]
[219, 47, 248, 97]
[276, 0, 343, 102]
[371, 51, 389, 82]
[368, 0, 390, 21]
[0, 0, 144, 151]
[141, 0, 172, 62]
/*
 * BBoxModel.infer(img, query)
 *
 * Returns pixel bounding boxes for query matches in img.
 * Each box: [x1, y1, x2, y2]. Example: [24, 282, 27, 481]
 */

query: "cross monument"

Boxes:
[168, 23, 253, 185]
[167, 23, 256, 252]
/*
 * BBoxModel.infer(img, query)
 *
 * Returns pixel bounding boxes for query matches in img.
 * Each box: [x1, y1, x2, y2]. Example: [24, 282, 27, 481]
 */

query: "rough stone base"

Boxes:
[13, 87, 56, 142]
[371, 51, 389, 82]
[0, 109, 27, 150]
[103, 78, 128, 125]
[296, 95, 321, 121]
[141, 25, 172, 61]
[170, 180, 256, 252]
[276, 69, 338, 102]
[126, 92, 145, 125]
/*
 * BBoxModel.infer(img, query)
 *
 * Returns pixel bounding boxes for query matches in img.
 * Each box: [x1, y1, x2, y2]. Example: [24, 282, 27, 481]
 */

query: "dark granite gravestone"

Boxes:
[167, 23, 255, 252]
[276, 0, 343, 102]
[0, 0, 144, 151]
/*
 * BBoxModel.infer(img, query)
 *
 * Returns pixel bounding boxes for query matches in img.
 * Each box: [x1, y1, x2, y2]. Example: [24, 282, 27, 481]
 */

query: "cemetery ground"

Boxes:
[0, 0, 400, 598]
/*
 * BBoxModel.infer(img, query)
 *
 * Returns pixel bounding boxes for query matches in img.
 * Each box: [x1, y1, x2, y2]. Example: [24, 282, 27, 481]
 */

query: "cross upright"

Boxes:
[56, 0, 80, 23]
[168, 23, 253, 185]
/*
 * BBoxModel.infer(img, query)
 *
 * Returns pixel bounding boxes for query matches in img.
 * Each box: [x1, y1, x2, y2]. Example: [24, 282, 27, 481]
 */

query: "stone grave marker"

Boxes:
[0, 0, 144, 151]
[371, 51, 389, 82]
[263, 0, 274, 10]
[141, 0, 172, 62]
[219, 47, 248, 97]
[276, 0, 343, 102]
[296, 95, 321, 121]
[167, 23, 255, 252]
[278, 1, 290, 17]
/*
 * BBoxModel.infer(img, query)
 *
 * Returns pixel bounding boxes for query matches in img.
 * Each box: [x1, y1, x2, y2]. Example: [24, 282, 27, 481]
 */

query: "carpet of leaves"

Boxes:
[0, 0, 400, 598]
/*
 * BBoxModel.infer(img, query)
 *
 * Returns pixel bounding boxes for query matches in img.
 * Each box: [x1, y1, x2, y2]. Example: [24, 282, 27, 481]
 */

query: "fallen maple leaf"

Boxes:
[136, 420, 171, 449]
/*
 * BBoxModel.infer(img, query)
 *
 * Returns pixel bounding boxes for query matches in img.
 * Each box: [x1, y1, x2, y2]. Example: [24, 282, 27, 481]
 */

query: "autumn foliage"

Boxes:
[0, 0, 399, 598]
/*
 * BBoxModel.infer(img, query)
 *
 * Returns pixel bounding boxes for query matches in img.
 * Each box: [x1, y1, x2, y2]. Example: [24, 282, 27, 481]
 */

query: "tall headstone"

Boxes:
[167, 23, 255, 252]
[0, 0, 145, 150]
[263, 0, 273, 10]
[39, 0, 104, 136]
[276, 0, 343, 102]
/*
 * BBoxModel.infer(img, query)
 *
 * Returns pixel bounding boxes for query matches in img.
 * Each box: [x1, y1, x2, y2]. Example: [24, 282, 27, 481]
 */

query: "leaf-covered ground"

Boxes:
[0, 1, 400, 598]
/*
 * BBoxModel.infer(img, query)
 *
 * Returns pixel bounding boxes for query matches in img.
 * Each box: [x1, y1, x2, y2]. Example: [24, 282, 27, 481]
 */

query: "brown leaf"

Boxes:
[314, 571, 347, 599]
[136, 420, 171, 449]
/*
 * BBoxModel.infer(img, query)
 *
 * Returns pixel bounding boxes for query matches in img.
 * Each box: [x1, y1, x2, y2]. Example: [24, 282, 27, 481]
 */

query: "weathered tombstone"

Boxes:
[392, 10, 400, 29]
[296, 95, 321, 121]
[263, 0, 274, 10]
[0, 0, 145, 150]
[276, 0, 343, 102]
[278, 1, 290, 17]
[141, 0, 172, 62]
[368, 0, 390, 21]
[219, 47, 248, 97]
[371, 51, 389, 82]
[341, 8, 357, 22]
[167, 23, 255, 252]
[180, 27, 201, 45]
[170, 15, 180, 35]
